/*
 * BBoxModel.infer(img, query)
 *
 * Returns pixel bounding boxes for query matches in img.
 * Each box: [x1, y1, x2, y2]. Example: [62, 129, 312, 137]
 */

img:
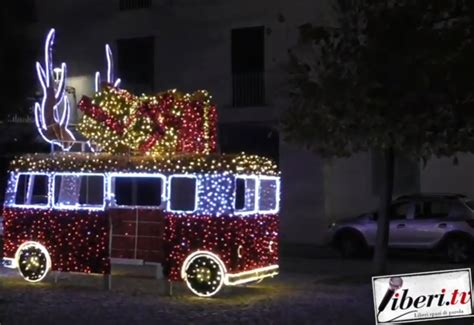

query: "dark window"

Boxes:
[79, 176, 104, 206]
[54, 175, 104, 207]
[390, 202, 411, 220]
[412, 202, 424, 219]
[466, 200, 474, 210]
[15, 174, 48, 205]
[169, 177, 196, 211]
[235, 178, 245, 210]
[119, 0, 151, 11]
[259, 178, 278, 212]
[113, 177, 163, 206]
[15, 174, 28, 205]
[219, 124, 279, 163]
[117, 37, 154, 93]
[231, 26, 265, 107]
[234, 177, 257, 213]
[424, 200, 450, 219]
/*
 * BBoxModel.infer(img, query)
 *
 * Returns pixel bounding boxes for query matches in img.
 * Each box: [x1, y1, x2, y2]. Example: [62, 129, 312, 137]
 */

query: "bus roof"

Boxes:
[10, 152, 279, 176]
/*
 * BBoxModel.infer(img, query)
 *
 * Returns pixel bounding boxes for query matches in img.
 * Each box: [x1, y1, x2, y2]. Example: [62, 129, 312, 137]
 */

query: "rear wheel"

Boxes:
[444, 237, 472, 263]
[182, 251, 226, 297]
[15, 242, 51, 282]
[335, 231, 367, 258]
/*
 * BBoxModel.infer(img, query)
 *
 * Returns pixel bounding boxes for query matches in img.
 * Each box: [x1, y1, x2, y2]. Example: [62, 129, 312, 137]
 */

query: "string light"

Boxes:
[164, 213, 279, 284]
[3, 209, 110, 275]
[234, 175, 259, 216]
[167, 174, 198, 214]
[95, 44, 121, 92]
[181, 251, 226, 297]
[15, 241, 52, 282]
[5, 162, 279, 217]
[9, 152, 279, 176]
[77, 86, 217, 155]
[5, 27, 281, 296]
[34, 28, 75, 151]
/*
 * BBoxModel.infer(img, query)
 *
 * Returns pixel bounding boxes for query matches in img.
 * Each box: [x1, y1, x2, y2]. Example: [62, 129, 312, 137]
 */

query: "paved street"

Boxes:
[0, 252, 472, 325]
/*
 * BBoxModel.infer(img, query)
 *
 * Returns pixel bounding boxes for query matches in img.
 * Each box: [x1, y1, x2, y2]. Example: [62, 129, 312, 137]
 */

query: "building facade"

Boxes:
[21, 0, 474, 246]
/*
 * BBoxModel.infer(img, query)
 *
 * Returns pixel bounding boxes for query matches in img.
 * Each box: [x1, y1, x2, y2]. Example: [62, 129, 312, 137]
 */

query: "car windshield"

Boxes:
[465, 200, 474, 211]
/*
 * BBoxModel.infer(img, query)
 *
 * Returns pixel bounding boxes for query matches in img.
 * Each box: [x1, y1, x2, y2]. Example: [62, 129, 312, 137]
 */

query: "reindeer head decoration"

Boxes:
[34, 28, 75, 151]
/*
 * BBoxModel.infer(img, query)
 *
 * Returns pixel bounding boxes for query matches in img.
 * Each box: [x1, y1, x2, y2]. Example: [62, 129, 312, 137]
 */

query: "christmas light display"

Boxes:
[34, 29, 75, 151]
[167, 174, 198, 213]
[9, 153, 278, 176]
[95, 44, 121, 92]
[15, 241, 52, 282]
[5, 156, 279, 217]
[234, 175, 259, 215]
[181, 251, 226, 297]
[78, 87, 217, 155]
[3, 208, 110, 274]
[165, 213, 279, 290]
[3, 153, 280, 296]
[3, 28, 280, 297]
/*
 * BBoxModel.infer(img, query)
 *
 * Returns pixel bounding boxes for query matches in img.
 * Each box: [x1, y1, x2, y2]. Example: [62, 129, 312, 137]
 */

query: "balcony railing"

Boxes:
[232, 72, 265, 107]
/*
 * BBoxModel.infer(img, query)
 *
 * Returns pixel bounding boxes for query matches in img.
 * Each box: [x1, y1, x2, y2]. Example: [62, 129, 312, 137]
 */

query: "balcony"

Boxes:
[232, 72, 265, 107]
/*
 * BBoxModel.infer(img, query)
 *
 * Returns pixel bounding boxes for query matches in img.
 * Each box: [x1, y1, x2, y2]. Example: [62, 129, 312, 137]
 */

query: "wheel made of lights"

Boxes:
[15, 241, 51, 283]
[182, 251, 226, 297]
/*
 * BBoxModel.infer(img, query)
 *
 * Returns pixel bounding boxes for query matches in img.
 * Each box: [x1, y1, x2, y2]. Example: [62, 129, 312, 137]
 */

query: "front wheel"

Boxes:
[444, 237, 472, 263]
[335, 231, 367, 258]
[181, 251, 226, 297]
[15, 241, 51, 282]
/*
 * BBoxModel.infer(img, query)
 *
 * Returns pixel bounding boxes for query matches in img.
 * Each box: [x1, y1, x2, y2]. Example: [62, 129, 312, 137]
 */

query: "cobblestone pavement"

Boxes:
[0, 255, 472, 325]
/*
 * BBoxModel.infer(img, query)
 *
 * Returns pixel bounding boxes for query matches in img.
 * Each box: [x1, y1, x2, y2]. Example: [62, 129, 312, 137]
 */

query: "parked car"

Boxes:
[328, 193, 474, 263]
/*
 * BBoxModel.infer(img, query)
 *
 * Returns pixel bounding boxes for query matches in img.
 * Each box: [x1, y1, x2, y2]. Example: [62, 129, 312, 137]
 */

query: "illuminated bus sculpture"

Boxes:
[2, 153, 280, 297]
[2, 29, 280, 297]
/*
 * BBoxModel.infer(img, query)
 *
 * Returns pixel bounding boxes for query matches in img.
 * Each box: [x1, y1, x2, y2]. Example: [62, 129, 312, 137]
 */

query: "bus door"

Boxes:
[108, 175, 165, 263]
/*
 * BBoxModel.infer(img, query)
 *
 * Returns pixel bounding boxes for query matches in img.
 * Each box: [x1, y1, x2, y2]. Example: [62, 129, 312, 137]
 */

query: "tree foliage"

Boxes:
[284, 0, 474, 161]
[285, 0, 474, 274]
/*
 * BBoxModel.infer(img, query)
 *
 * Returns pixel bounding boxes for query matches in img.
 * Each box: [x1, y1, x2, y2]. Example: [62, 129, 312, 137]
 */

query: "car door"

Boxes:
[402, 199, 451, 248]
[388, 201, 416, 248]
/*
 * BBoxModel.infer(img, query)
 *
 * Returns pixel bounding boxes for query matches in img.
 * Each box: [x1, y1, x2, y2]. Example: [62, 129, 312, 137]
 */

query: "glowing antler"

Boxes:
[94, 44, 121, 92]
[34, 28, 75, 151]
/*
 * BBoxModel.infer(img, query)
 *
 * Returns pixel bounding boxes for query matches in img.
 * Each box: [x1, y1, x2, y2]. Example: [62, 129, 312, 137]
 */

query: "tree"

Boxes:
[284, 0, 474, 274]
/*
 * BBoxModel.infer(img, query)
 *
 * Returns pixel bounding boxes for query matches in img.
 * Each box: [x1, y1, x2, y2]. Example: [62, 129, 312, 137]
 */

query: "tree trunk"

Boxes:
[373, 146, 395, 275]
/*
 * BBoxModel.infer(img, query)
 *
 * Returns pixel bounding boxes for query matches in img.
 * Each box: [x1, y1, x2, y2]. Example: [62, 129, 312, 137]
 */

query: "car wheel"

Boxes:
[336, 232, 366, 258]
[445, 237, 472, 263]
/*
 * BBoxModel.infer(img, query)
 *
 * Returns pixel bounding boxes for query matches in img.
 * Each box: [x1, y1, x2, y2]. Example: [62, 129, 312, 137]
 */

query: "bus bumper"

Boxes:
[225, 264, 279, 286]
[2, 257, 17, 269]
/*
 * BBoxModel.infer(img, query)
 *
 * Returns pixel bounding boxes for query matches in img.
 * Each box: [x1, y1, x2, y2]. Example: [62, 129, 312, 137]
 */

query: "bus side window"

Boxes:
[54, 174, 105, 209]
[79, 175, 104, 206]
[112, 176, 164, 207]
[14, 174, 29, 205]
[14, 174, 49, 206]
[235, 178, 245, 210]
[168, 175, 197, 213]
[234, 176, 257, 215]
[258, 177, 280, 213]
